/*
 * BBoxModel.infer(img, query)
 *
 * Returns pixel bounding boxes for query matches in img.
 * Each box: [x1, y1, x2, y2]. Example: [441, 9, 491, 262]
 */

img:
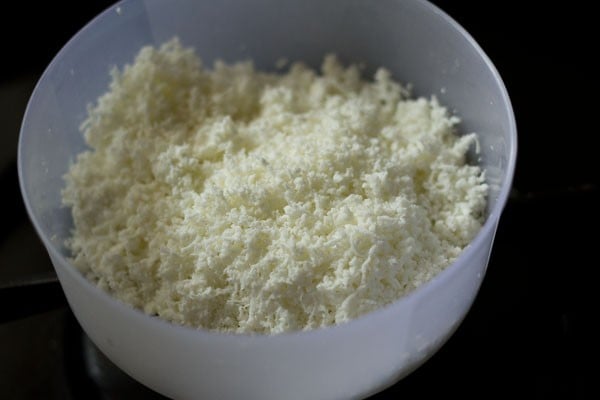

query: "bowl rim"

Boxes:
[18, 0, 517, 341]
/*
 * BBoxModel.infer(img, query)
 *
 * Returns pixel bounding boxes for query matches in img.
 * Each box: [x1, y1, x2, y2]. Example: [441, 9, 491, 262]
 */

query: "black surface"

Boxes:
[1, 1, 598, 399]
[0, 162, 26, 244]
[0, 280, 65, 324]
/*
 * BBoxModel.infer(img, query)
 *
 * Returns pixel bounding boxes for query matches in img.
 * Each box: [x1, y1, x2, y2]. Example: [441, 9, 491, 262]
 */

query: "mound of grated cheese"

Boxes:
[62, 39, 488, 334]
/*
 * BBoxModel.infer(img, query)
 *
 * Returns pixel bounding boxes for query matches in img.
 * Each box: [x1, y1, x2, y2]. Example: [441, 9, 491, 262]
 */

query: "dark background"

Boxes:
[1, 1, 598, 399]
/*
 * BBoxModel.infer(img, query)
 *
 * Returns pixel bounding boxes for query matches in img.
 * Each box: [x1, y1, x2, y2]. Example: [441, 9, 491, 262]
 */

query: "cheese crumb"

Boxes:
[62, 39, 488, 334]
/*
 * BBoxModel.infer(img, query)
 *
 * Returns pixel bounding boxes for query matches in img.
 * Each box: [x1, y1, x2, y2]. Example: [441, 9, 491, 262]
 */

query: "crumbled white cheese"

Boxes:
[62, 39, 488, 334]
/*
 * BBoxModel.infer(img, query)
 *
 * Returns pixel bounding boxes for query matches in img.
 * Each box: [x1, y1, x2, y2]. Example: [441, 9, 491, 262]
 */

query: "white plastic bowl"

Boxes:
[19, 0, 516, 399]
